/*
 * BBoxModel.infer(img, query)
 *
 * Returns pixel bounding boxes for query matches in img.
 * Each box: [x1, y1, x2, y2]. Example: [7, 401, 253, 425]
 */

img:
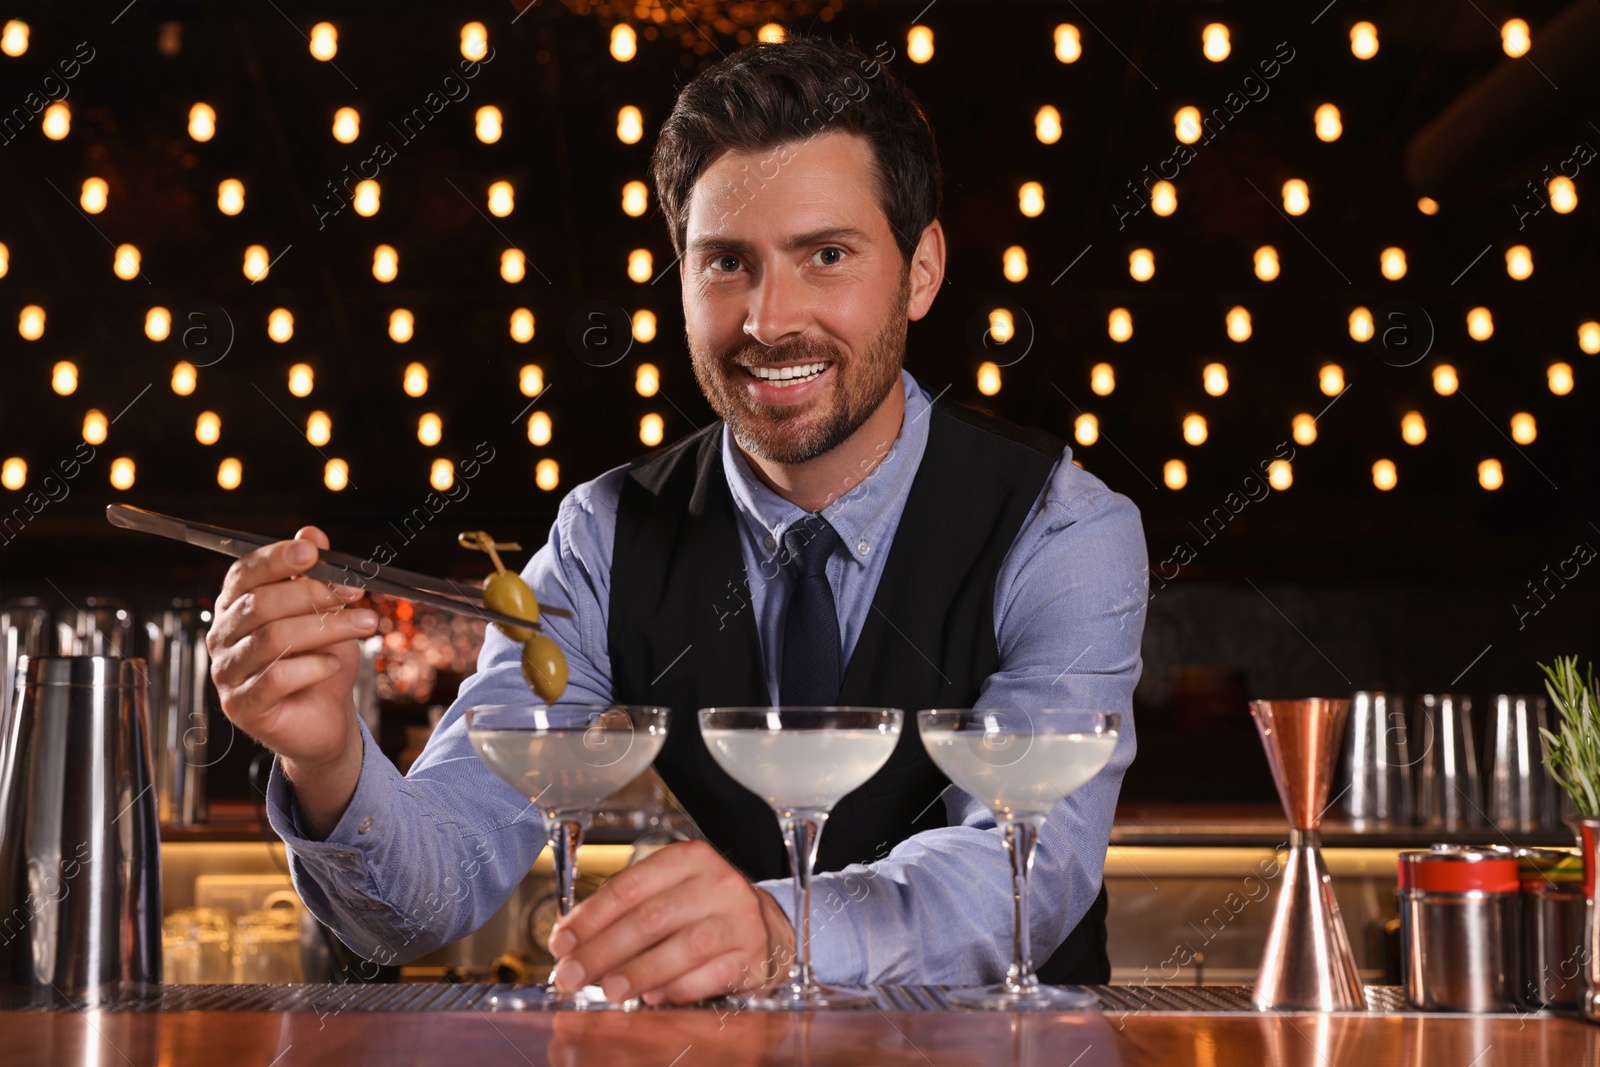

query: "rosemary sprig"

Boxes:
[1538, 655, 1600, 816]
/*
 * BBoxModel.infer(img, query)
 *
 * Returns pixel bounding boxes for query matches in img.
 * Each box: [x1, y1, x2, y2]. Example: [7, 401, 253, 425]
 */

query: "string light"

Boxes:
[309, 22, 337, 61]
[1254, 246, 1280, 282]
[1372, 459, 1397, 491]
[1182, 413, 1208, 446]
[217, 458, 242, 490]
[402, 362, 428, 397]
[1548, 362, 1574, 395]
[217, 178, 244, 215]
[306, 411, 332, 446]
[636, 364, 660, 397]
[1074, 413, 1099, 446]
[0, 242, 8, 278]
[1548, 175, 1577, 214]
[527, 411, 552, 446]
[1348, 306, 1374, 342]
[1174, 106, 1202, 145]
[1478, 459, 1503, 490]
[1054, 24, 1081, 63]
[373, 245, 398, 282]
[1202, 23, 1230, 62]
[633, 309, 657, 343]
[1090, 363, 1115, 396]
[109, 457, 136, 491]
[172, 361, 197, 396]
[1314, 103, 1342, 142]
[327, 107, 359, 146]
[1282, 179, 1309, 215]
[511, 310, 536, 344]
[640, 413, 665, 447]
[460, 22, 488, 61]
[1128, 248, 1154, 281]
[1, 20, 27, 57]
[610, 24, 637, 62]
[1432, 364, 1458, 396]
[1505, 245, 1533, 280]
[1501, 18, 1530, 57]
[1151, 181, 1177, 216]
[18, 305, 44, 340]
[188, 103, 216, 142]
[41, 101, 69, 139]
[628, 249, 653, 283]
[502, 249, 526, 283]
[353, 180, 379, 216]
[267, 308, 293, 343]
[1579, 321, 1600, 355]
[476, 106, 502, 144]
[243, 244, 269, 281]
[1163, 460, 1188, 490]
[977, 362, 1002, 396]
[1380, 247, 1406, 280]
[417, 412, 442, 446]
[1002, 246, 1028, 283]
[535, 458, 560, 491]
[195, 411, 221, 445]
[757, 23, 785, 44]
[388, 309, 413, 343]
[1203, 363, 1229, 396]
[324, 459, 349, 491]
[81, 177, 108, 213]
[1019, 182, 1045, 217]
[51, 361, 77, 396]
[0, 458, 24, 491]
[1417, 197, 1439, 215]
[988, 309, 1014, 344]
[1108, 308, 1133, 343]
[488, 180, 514, 217]
[1226, 306, 1252, 342]
[1035, 105, 1062, 145]
[288, 363, 314, 397]
[1267, 459, 1293, 490]
[114, 243, 141, 280]
[622, 180, 649, 217]
[1319, 363, 1345, 396]
[1400, 410, 1426, 445]
[1466, 307, 1494, 341]
[82, 410, 108, 445]
[617, 105, 643, 144]
[1292, 413, 1317, 446]
[430, 458, 454, 492]
[1350, 21, 1379, 60]
[1510, 412, 1537, 445]
[907, 25, 934, 63]
[519, 364, 544, 396]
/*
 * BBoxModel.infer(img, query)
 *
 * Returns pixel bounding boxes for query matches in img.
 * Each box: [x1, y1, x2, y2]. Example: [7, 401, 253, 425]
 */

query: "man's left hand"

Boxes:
[547, 840, 795, 1005]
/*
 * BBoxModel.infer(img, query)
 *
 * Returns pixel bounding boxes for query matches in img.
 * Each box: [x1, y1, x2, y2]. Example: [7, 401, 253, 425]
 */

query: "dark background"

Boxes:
[1, 1, 1596, 802]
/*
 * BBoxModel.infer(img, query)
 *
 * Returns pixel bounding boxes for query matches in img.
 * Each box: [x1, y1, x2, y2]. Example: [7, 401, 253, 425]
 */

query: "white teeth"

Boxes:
[748, 362, 829, 385]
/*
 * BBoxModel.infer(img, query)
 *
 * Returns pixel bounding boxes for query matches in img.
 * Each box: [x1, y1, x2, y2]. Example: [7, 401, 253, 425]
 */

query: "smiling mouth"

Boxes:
[741, 361, 832, 387]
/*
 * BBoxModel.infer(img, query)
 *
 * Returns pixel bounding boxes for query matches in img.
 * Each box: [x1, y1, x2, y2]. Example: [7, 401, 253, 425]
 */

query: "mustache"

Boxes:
[731, 344, 841, 367]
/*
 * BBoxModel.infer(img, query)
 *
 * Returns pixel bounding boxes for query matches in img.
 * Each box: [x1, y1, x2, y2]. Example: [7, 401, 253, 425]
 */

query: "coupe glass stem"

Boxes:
[778, 810, 828, 997]
[550, 815, 588, 920]
[1001, 816, 1043, 994]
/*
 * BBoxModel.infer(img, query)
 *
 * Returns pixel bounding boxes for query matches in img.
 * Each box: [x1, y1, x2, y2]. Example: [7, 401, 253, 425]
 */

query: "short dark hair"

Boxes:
[650, 34, 942, 269]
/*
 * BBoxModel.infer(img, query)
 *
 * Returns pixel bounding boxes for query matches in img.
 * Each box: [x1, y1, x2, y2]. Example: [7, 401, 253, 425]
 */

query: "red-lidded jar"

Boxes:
[1399, 846, 1520, 1011]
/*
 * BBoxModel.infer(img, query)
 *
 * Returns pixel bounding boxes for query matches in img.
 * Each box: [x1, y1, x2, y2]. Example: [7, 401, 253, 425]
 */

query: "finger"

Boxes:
[590, 916, 743, 1004]
[640, 949, 752, 1007]
[550, 840, 711, 949]
[212, 609, 376, 691]
[549, 882, 718, 993]
[210, 573, 367, 651]
[294, 526, 331, 550]
[227, 649, 344, 722]
[216, 537, 324, 613]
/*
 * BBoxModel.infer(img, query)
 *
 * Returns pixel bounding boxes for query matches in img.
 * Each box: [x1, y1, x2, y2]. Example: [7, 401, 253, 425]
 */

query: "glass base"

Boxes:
[741, 983, 875, 1011]
[485, 985, 640, 1012]
[946, 983, 1101, 1011]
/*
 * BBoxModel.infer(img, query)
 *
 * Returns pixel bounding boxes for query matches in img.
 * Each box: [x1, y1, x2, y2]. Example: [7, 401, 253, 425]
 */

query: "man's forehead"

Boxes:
[686, 135, 884, 243]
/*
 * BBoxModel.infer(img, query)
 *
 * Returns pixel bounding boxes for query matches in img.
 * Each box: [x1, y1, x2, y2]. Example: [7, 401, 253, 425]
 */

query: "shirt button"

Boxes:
[857, 541, 870, 555]
[357, 816, 374, 834]
[764, 535, 777, 550]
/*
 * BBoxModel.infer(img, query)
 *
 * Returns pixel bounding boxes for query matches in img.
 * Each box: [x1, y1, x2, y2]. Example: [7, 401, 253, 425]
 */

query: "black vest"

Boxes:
[608, 391, 1110, 983]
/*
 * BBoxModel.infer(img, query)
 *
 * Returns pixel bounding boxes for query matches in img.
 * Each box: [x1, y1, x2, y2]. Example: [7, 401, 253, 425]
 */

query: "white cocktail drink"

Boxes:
[920, 731, 1118, 818]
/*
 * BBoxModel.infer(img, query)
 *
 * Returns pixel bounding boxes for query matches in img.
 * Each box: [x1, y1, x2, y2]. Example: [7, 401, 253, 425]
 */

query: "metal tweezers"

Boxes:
[106, 503, 570, 631]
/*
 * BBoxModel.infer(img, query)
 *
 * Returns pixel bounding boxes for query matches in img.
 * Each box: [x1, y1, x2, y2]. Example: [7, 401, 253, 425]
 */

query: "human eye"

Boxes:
[704, 253, 742, 274]
[813, 246, 846, 267]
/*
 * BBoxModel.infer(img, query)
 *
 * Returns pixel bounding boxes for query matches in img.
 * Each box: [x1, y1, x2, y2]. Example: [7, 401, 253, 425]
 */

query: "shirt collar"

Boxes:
[722, 368, 933, 570]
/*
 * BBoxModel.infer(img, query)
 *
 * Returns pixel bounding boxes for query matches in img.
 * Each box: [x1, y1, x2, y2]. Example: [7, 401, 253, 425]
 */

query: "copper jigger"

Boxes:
[1250, 698, 1365, 1012]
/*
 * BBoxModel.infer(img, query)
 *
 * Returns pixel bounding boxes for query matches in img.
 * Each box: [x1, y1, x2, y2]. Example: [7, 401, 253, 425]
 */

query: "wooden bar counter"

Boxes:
[7, 986, 1599, 1066]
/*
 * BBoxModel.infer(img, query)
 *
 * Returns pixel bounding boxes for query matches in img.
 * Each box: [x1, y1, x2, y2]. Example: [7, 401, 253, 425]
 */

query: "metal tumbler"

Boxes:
[1415, 694, 1482, 831]
[144, 600, 215, 826]
[0, 655, 162, 1007]
[56, 596, 137, 658]
[1485, 694, 1558, 834]
[1, 598, 52, 763]
[1399, 846, 1520, 1012]
[1340, 691, 1413, 828]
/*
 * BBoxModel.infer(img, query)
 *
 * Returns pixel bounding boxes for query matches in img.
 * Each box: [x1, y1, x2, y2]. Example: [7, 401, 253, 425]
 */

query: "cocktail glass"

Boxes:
[698, 706, 903, 1009]
[916, 708, 1120, 1010]
[465, 703, 670, 1010]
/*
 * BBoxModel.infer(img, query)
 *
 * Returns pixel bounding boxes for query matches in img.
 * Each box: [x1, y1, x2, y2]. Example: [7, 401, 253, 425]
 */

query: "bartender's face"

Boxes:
[681, 130, 919, 465]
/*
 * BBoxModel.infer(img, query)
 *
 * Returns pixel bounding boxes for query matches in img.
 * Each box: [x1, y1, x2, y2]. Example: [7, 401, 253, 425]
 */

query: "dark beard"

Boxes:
[690, 271, 911, 465]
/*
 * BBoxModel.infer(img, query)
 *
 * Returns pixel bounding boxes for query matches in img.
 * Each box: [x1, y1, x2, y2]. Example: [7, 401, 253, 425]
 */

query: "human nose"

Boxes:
[743, 264, 809, 347]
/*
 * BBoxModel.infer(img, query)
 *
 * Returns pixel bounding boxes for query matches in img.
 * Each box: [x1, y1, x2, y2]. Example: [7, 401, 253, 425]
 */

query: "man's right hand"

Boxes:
[207, 525, 378, 838]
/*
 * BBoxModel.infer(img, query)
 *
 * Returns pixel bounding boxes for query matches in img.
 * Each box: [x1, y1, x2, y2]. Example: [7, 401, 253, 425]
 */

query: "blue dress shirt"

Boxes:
[266, 369, 1148, 985]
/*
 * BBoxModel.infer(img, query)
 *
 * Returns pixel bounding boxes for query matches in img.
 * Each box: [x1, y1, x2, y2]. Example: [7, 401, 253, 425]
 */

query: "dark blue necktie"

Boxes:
[779, 514, 843, 706]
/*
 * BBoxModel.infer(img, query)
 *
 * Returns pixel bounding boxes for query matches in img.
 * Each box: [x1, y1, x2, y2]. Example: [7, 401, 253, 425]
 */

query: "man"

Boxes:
[208, 35, 1146, 1005]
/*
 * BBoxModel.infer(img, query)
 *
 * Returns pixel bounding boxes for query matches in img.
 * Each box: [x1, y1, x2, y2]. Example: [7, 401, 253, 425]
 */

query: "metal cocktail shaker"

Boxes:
[1415, 694, 1482, 831]
[144, 600, 215, 826]
[1339, 691, 1413, 828]
[0, 655, 162, 1007]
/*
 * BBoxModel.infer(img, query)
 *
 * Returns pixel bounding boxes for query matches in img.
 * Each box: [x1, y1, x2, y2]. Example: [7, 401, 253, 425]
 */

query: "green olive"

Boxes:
[484, 571, 540, 642]
[521, 635, 568, 703]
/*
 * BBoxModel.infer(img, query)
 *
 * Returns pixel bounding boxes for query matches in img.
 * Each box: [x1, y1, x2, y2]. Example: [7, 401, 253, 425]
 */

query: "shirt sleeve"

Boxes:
[265, 467, 626, 965]
[756, 453, 1146, 985]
